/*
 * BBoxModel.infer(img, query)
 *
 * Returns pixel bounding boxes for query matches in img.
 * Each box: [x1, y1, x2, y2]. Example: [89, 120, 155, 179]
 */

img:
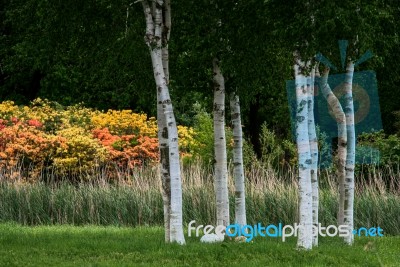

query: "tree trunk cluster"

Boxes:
[294, 54, 356, 249]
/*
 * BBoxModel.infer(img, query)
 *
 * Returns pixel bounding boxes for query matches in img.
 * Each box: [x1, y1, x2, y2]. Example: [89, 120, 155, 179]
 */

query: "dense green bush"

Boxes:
[259, 122, 297, 170]
[357, 130, 400, 165]
[186, 103, 235, 166]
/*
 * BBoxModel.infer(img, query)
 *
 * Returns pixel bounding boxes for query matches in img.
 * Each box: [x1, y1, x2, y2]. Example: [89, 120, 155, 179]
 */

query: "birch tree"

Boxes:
[142, 0, 185, 244]
[213, 57, 230, 227]
[307, 65, 319, 246]
[343, 62, 355, 245]
[158, 0, 171, 243]
[294, 58, 313, 250]
[318, 58, 356, 246]
[230, 93, 246, 227]
[317, 67, 347, 226]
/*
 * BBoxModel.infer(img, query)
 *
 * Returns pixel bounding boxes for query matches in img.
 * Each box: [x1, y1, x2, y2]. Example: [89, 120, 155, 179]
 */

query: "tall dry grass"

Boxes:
[0, 160, 398, 234]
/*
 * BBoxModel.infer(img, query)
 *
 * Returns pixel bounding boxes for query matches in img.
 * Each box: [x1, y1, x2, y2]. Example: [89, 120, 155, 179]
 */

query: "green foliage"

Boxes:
[188, 103, 234, 166]
[190, 103, 214, 164]
[357, 130, 400, 165]
[111, 140, 124, 152]
[393, 110, 400, 136]
[2, 0, 399, 146]
[259, 122, 297, 169]
[242, 138, 258, 169]
[316, 126, 332, 169]
[0, 0, 155, 113]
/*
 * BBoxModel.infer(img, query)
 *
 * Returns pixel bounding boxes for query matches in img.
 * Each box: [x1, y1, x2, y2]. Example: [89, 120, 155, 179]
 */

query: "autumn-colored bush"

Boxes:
[19, 98, 65, 133]
[92, 128, 158, 168]
[91, 109, 157, 136]
[0, 98, 197, 181]
[0, 101, 20, 120]
[177, 125, 197, 160]
[59, 103, 99, 130]
[52, 127, 108, 175]
[0, 118, 63, 181]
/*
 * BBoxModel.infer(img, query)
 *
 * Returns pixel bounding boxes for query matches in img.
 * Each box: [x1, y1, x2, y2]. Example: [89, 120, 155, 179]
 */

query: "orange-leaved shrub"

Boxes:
[92, 128, 158, 168]
[0, 118, 64, 181]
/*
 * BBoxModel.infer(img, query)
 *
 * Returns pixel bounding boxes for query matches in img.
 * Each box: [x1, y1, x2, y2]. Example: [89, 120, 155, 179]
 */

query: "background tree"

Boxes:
[231, 93, 247, 227]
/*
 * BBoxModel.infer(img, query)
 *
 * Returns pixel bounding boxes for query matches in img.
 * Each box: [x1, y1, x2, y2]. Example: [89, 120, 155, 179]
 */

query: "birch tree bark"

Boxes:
[343, 62, 355, 245]
[142, 0, 185, 244]
[157, 93, 170, 242]
[158, 0, 171, 243]
[213, 58, 230, 227]
[230, 93, 246, 227]
[161, 0, 171, 81]
[307, 66, 319, 246]
[318, 67, 347, 227]
[294, 59, 313, 250]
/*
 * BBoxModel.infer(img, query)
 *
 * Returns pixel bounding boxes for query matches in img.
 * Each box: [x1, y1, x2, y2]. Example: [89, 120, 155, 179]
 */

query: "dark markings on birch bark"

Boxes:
[297, 116, 305, 123]
[162, 127, 168, 139]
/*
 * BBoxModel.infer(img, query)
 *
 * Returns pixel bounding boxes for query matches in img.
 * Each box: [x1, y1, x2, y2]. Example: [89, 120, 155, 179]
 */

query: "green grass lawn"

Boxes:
[0, 223, 398, 266]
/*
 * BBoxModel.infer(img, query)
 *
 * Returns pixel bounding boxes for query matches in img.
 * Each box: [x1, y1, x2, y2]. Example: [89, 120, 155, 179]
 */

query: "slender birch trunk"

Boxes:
[159, 0, 171, 243]
[318, 67, 347, 226]
[213, 58, 230, 227]
[230, 93, 246, 227]
[157, 94, 171, 242]
[294, 59, 313, 250]
[142, 0, 185, 244]
[307, 66, 319, 246]
[343, 62, 355, 245]
[161, 0, 171, 80]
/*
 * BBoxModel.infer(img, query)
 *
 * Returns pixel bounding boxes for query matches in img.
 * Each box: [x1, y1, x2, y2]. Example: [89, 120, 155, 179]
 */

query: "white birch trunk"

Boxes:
[161, 0, 171, 81]
[294, 59, 313, 250]
[343, 62, 355, 245]
[318, 67, 347, 226]
[157, 94, 171, 242]
[142, 0, 185, 245]
[307, 67, 319, 246]
[230, 93, 246, 227]
[160, 0, 171, 242]
[213, 58, 230, 227]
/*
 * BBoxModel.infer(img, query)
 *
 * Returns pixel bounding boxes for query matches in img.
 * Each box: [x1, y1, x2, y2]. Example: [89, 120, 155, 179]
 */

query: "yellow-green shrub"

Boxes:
[52, 127, 107, 174]
[91, 110, 157, 136]
[0, 100, 20, 119]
